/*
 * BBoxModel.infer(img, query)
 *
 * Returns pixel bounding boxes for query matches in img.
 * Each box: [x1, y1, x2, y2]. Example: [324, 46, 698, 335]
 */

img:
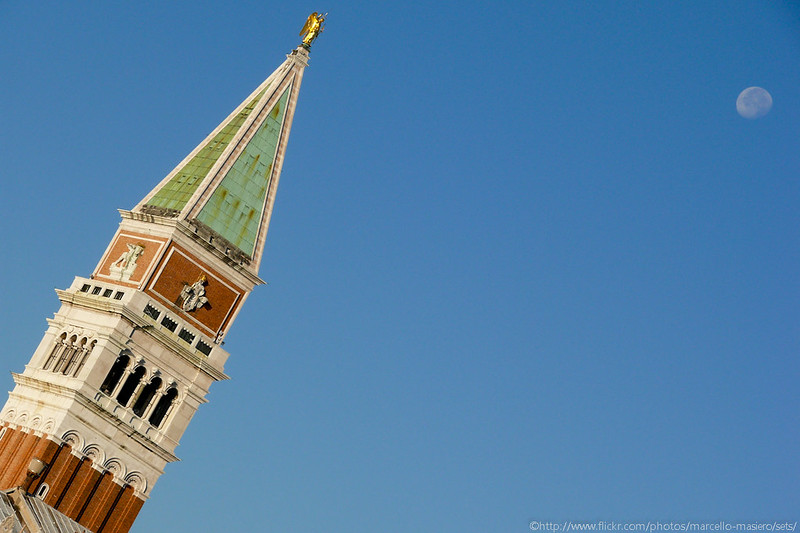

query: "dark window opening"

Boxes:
[102, 289, 113, 298]
[80, 284, 91, 293]
[196, 341, 212, 356]
[149, 388, 178, 428]
[161, 316, 177, 332]
[53, 336, 78, 373]
[73, 340, 96, 377]
[178, 329, 195, 344]
[44, 333, 67, 370]
[100, 354, 129, 395]
[144, 304, 161, 320]
[113, 291, 124, 300]
[35, 483, 49, 499]
[132, 377, 162, 417]
[116, 366, 145, 407]
[91, 286, 102, 295]
[62, 338, 87, 375]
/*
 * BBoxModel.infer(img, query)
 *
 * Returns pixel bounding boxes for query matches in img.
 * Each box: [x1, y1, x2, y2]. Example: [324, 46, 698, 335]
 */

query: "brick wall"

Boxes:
[0, 424, 145, 533]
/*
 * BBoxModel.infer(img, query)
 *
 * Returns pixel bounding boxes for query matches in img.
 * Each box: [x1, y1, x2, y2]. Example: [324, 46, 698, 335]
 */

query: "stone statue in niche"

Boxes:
[109, 243, 145, 281]
[180, 275, 209, 312]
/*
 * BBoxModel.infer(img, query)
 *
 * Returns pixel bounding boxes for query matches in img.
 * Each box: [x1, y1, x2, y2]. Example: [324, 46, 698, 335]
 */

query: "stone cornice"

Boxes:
[118, 210, 265, 287]
[119, 208, 180, 227]
[175, 219, 265, 286]
[55, 289, 230, 382]
[11, 373, 179, 465]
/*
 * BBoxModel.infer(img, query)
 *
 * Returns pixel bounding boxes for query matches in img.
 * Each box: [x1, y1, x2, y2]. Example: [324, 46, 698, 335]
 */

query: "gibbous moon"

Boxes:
[736, 87, 772, 119]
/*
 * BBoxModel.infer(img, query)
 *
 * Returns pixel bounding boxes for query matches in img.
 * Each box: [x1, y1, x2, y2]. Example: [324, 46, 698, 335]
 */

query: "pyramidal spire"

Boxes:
[134, 45, 310, 273]
[1, 21, 324, 533]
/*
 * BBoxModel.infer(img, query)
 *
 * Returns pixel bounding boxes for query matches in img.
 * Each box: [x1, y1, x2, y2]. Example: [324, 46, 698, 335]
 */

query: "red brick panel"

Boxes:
[81, 473, 122, 532]
[60, 462, 102, 520]
[94, 232, 168, 288]
[45, 449, 82, 511]
[25, 438, 59, 496]
[0, 425, 22, 482]
[0, 427, 26, 486]
[13, 432, 41, 487]
[147, 243, 244, 336]
[0, 430, 41, 489]
[104, 489, 145, 533]
[0, 424, 14, 461]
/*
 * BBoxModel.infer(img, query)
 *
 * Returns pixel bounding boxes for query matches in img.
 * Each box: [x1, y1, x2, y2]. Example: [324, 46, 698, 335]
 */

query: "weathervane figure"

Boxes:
[300, 12, 327, 48]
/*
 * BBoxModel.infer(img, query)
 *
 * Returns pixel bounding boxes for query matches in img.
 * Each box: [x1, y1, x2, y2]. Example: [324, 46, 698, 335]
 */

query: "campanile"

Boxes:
[0, 14, 325, 533]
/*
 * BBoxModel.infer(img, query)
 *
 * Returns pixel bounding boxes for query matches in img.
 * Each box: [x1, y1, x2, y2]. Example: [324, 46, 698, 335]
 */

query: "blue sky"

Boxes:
[1, 2, 798, 532]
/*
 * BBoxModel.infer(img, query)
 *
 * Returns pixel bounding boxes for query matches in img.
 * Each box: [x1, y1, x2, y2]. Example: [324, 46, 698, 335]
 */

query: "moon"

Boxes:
[736, 87, 772, 119]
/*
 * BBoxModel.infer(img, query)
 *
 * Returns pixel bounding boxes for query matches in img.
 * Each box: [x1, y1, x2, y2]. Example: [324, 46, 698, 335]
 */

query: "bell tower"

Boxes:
[0, 21, 321, 532]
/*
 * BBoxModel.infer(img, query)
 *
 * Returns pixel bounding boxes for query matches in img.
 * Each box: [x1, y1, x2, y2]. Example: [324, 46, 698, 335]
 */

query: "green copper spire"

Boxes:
[195, 86, 291, 256]
[145, 88, 269, 212]
[134, 45, 311, 273]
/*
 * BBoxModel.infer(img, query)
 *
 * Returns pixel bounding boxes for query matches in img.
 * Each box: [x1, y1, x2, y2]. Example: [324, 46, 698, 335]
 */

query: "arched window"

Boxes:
[62, 338, 87, 375]
[35, 483, 49, 499]
[43, 333, 67, 370]
[116, 366, 145, 407]
[149, 388, 178, 428]
[53, 335, 78, 373]
[100, 354, 130, 395]
[73, 340, 96, 377]
[132, 377, 162, 417]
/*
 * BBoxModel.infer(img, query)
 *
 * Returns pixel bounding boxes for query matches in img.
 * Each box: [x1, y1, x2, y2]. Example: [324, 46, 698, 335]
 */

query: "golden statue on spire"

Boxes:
[300, 12, 326, 48]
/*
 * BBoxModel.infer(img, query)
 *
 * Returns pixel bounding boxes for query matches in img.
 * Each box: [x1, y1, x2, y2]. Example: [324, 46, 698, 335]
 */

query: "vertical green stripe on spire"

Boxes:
[145, 88, 269, 211]
[196, 86, 291, 256]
